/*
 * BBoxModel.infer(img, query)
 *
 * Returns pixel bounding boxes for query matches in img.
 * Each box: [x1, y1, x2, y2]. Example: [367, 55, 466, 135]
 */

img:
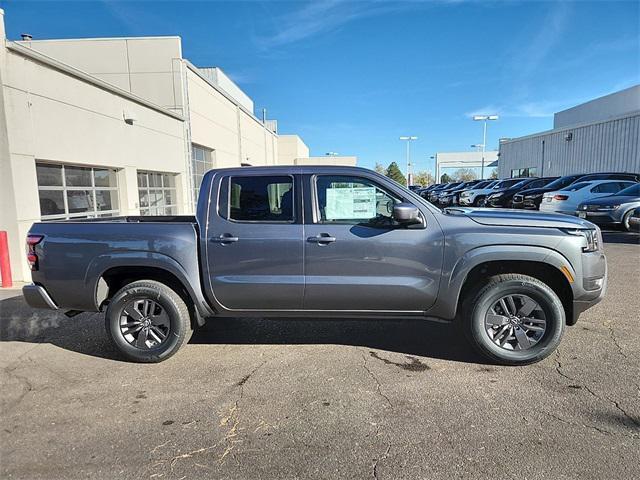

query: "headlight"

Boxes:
[598, 205, 619, 211]
[490, 193, 503, 198]
[564, 228, 600, 252]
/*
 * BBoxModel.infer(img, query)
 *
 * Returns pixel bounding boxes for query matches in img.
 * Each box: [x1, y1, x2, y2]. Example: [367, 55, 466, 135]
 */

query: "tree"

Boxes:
[412, 170, 435, 186]
[374, 162, 386, 175]
[440, 173, 452, 184]
[489, 169, 499, 179]
[452, 168, 477, 182]
[385, 162, 406, 186]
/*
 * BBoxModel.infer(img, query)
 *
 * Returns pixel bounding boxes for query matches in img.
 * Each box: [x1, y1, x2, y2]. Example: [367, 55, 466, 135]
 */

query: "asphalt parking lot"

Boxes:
[1, 231, 639, 480]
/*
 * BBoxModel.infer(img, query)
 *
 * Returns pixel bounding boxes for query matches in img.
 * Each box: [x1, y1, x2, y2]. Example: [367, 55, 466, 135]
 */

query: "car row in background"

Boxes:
[414, 171, 640, 231]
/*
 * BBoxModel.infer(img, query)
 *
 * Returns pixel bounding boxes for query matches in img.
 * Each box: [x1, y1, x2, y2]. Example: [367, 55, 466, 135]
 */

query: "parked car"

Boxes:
[629, 207, 640, 230]
[576, 183, 640, 231]
[511, 177, 559, 208]
[417, 184, 441, 198]
[437, 180, 482, 207]
[517, 172, 640, 210]
[23, 165, 607, 366]
[428, 182, 462, 203]
[488, 177, 558, 208]
[458, 180, 501, 206]
[540, 180, 636, 215]
[408, 185, 422, 192]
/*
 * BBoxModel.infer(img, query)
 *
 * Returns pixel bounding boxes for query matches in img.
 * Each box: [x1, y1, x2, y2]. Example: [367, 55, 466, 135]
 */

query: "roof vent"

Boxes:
[21, 33, 33, 41]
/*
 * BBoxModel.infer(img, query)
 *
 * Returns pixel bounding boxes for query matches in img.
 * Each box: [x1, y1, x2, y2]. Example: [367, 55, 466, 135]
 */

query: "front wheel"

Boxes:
[462, 274, 565, 365]
[105, 280, 193, 363]
[621, 210, 633, 231]
[474, 196, 486, 207]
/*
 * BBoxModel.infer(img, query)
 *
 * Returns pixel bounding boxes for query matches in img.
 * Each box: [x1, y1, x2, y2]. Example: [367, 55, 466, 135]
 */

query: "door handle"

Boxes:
[210, 234, 239, 244]
[307, 234, 336, 245]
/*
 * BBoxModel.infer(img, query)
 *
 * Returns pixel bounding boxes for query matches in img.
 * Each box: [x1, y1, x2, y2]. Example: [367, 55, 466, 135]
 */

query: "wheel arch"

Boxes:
[433, 246, 576, 323]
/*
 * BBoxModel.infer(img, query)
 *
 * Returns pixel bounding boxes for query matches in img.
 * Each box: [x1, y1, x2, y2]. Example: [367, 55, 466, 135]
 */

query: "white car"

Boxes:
[540, 179, 636, 215]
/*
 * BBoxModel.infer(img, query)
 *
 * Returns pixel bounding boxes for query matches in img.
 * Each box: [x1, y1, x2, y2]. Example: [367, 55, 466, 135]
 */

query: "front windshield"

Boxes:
[614, 183, 640, 196]
[560, 182, 590, 192]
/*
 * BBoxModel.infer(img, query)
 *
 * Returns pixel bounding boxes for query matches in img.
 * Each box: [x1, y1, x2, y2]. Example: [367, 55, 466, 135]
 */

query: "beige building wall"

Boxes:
[17, 36, 183, 114]
[0, 13, 187, 282]
[277, 135, 310, 165]
[295, 156, 358, 166]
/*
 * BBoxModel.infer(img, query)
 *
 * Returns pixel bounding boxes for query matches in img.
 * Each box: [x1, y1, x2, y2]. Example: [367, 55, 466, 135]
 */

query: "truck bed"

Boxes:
[28, 218, 202, 312]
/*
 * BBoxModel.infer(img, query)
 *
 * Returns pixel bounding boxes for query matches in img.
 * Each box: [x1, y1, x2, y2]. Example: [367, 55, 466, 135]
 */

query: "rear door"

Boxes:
[205, 173, 304, 310]
[303, 173, 444, 312]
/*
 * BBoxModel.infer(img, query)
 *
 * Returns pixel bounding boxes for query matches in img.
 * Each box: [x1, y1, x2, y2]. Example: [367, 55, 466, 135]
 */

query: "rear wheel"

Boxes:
[105, 280, 192, 363]
[462, 274, 565, 365]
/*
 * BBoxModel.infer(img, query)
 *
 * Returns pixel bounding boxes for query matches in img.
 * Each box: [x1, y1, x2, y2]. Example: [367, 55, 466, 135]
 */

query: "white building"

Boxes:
[0, 9, 356, 283]
[498, 85, 640, 178]
[434, 151, 499, 181]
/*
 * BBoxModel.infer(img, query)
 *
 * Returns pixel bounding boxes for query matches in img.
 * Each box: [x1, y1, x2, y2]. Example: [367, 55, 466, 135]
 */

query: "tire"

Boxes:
[461, 274, 565, 366]
[474, 196, 486, 207]
[621, 210, 633, 231]
[105, 280, 192, 363]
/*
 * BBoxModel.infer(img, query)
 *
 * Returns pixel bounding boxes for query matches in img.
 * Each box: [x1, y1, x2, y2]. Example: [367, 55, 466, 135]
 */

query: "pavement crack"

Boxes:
[554, 349, 640, 432]
[604, 321, 628, 360]
[540, 410, 638, 439]
[361, 352, 392, 408]
[372, 443, 391, 480]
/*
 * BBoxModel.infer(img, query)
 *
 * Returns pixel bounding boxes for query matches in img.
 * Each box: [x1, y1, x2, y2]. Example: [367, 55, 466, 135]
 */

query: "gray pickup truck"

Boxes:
[23, 166, 607, 365]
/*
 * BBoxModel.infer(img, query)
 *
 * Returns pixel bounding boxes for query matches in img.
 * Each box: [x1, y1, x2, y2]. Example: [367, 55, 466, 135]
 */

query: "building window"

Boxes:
[511, 167, 538, 178]
[36, 162, 119, 220]
[192, 144, 214, 202]
[137, 171, 178, 216]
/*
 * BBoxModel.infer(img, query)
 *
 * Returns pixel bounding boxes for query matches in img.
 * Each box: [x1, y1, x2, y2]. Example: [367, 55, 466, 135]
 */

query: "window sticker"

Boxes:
[325, 187, 377, 220]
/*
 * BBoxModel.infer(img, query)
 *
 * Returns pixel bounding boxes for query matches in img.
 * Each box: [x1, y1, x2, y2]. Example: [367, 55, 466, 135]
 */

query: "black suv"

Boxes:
[487, 177, 558, 208]
[515, 172, 640, 210]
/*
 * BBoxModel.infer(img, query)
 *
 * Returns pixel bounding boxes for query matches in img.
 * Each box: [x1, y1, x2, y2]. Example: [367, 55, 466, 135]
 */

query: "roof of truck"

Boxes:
[209, 165, 372, 175]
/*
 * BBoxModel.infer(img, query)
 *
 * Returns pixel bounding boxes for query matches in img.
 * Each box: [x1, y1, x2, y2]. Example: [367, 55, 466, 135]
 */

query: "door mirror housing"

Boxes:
[393, 202, 420, 224]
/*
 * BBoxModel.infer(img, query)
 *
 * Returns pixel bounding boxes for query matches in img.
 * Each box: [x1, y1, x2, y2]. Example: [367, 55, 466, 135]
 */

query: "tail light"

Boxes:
[26, 235, 44, 271]
[553, 195, 569, 201]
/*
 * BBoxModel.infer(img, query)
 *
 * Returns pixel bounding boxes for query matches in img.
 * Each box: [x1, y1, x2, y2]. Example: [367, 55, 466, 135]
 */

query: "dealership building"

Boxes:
[0, 9, 356, 283]
[498, 85, 640, 178]
[434, 150, 499, 181]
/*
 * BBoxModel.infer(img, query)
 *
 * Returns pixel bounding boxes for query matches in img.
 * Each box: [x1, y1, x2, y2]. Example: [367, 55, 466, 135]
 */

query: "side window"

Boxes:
[315, 175, 401, 227]
[594, 182, 621, 194]
[228, 176, 294, 222]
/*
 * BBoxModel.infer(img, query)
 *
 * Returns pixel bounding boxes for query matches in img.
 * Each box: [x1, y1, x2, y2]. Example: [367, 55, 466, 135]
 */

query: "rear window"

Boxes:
[614, 183, 640, 196]
[227, 176, 294, 222]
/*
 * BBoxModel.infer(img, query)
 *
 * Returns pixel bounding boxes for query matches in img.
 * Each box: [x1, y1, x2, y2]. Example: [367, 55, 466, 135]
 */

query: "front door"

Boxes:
[303, 174, 443, 312]
[206, 174, 304, 310]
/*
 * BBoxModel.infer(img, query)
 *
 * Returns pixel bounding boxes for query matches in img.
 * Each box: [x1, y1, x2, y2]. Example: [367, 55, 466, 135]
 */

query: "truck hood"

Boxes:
[444, 207, 595, 229]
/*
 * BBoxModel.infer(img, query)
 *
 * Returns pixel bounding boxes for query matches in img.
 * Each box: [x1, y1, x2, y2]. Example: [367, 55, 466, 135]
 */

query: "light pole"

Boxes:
[472, 115, 498, 179]
[399, 136, 418, 185]
[325, 152, 339, 156]
[470, 144, 484, 152]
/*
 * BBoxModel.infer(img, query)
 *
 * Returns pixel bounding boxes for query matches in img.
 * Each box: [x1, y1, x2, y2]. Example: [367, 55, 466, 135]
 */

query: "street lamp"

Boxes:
[472, 115, 498, 179]
[399, 136, 418, 185]
[325, 152, 339, 156]
[470, 144, 484, 152]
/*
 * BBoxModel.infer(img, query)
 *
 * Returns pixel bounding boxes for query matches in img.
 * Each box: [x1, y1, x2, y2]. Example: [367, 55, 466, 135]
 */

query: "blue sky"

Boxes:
[2, 0, 638, 175]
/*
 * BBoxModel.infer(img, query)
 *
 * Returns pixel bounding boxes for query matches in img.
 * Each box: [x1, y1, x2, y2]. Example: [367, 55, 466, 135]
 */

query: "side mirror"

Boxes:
[393, 202, 420, 224]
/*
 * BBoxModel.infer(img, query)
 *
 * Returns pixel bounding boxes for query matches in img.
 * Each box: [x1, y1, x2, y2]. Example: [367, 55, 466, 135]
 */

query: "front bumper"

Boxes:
[569, 251, 607, 325]
[22, 284, 59, 310]
[576, 211, 622, 225]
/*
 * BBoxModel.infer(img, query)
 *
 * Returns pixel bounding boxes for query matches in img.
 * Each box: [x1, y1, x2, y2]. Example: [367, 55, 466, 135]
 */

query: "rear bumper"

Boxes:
[22, 284, 59, 310]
